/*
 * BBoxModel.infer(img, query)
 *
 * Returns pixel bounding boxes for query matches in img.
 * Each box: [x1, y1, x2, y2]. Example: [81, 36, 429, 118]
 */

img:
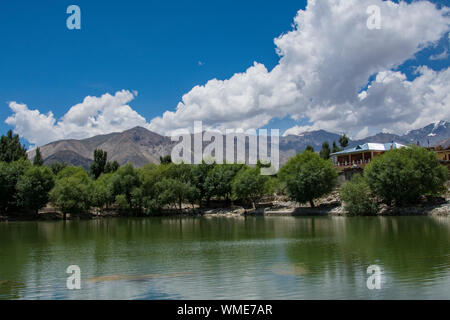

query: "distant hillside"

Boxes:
[279, 121, 450, 156]
[27, 121, 450, 168]
[280, 130, 341, 151]
[28, 127, 176, 169]
[43, 150, 93, 169]
[349, 120, 450, 147]
[403, 121, 450, 146]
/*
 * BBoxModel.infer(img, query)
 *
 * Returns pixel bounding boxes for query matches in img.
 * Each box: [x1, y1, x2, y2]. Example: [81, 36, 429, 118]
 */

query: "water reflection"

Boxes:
[0, 216, 449, 299]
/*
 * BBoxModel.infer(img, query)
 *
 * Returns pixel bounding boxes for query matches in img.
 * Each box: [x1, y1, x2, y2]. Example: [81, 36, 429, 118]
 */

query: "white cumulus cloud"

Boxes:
[5, 90, 147, 146]
[4, 0, 450, 144]
[148, 0, 450, 138]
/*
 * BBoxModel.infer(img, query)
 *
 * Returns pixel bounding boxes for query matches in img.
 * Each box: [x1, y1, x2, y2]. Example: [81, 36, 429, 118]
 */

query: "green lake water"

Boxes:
[0, 216, 449, 300]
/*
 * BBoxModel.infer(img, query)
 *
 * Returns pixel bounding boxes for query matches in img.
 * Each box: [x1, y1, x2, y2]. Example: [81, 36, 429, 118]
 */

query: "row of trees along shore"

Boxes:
[0, 130, 448, 219]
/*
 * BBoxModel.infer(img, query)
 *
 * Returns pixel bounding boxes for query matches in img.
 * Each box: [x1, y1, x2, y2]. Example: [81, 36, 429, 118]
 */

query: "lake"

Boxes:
[0, 216, 449, 300]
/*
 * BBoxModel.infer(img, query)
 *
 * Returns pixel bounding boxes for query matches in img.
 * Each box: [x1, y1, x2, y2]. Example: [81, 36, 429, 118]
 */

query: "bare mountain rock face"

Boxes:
[28, 127, 175, 169]
[43, 150, 93, 169]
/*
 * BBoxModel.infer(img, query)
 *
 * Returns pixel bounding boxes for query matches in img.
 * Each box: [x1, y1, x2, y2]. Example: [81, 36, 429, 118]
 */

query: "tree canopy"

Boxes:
[339, 134, 349, 148]
[49, 167, 92, 219]
[332, 141, 341, 153]
[305, 145, 314, 152]
[90, 149, 108, 179]
[33, 147, 44, 166]
[17, 166, 54, 214]
[232, 167, 268, 209]
[364, 146, 448, 206]
[340, 174, 378, 216]
[279, 150, 338, 207]
[204, 164, 243, 202]
[0, 159, 31, 213]
[320, 142, 331, 160]
[0, 130, 27, 163]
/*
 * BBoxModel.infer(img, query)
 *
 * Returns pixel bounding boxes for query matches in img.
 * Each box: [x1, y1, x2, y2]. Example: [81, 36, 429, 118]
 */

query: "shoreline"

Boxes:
[1, 198, 449, 222]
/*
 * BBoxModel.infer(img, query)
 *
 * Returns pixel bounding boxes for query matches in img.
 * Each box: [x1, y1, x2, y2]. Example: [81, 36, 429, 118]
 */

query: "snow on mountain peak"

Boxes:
[432, 120, 448, 131]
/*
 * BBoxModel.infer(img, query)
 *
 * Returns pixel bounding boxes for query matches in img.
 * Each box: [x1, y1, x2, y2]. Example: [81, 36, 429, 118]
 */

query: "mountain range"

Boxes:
[28, 121, 450, 169]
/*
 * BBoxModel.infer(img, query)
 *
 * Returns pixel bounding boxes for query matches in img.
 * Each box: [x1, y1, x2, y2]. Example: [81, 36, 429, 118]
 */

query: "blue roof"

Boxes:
[330, 142, 406, 156]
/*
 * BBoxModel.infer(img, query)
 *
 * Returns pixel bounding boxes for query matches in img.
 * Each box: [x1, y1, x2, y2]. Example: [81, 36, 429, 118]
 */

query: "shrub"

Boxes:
[340, 174, 379, 216]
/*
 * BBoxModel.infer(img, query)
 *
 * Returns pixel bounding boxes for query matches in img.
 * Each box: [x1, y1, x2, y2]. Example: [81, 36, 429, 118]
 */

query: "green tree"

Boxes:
[115, 194, 129, 210]
[90, 149, 108, 179]
[56, 166, 88, 179]
[232, 166, 268, 209]
[332, 141, 341, 153]
[364, 146, 448, 206]
[49, 167, 92, 219]
[279, 150, 338, 207]
[130, 187, 144, 214]
[205, 164, 243, 203]
[305, 145, 314, 152]
[185, 184, 201, 210]
[140, 164, 166, 195]
[114, 194, 130, 212]
[340, 174, 379, 216]
[339, 134, 349, 148]
[0, 159, 31, 213]
[263, 176, 283, 196]
[33, 147, 44, 166]
[0, 130, 27, 163]
[165, 162, 193, 183]
[190, 162, 215, 207]
[154, 179, 178, 209]
[110, 164, 140, 211]
[48, 162, 67, 175]
[16, 166, 54, 215]
[91, 174, 114, 212]
[104, 160, 120, 174]
[320, 142, 331, 160]
[154, 178, 197, 210]
[139, 163, 173, 214]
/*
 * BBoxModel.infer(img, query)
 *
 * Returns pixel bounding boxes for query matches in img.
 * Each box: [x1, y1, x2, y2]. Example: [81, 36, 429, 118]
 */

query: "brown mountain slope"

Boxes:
[43, 150, 93, 169]
[28, 127, 175, 168]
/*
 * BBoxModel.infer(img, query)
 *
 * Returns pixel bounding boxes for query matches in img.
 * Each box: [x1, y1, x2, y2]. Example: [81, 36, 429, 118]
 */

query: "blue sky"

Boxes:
[0, 0, 303, 137]
[1, 0, 449, 146]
